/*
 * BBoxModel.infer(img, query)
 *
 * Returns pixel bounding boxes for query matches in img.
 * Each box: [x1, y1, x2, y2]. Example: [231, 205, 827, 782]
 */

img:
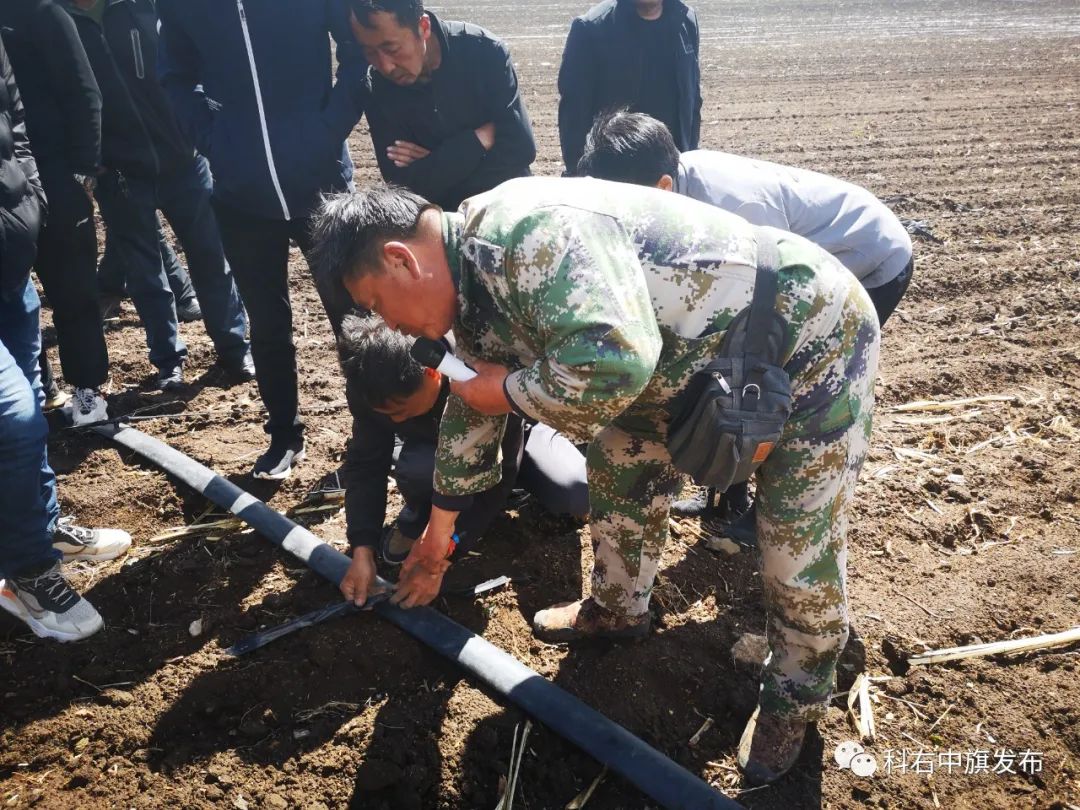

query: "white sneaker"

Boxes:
[66, 387, 108, 426]
[0, 562, 103, 642]
[52, 517, 131, 561]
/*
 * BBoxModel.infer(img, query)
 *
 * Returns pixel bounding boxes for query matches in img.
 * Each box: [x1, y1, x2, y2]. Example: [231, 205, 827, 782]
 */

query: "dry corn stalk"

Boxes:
[846, 673, 876, 741]
[565, 767, 607, 809]
[495, 719, 533, 810]
[146, 517, 243, 543]
[892, 395, 1016, 413]
[908, 626, 1080, 666]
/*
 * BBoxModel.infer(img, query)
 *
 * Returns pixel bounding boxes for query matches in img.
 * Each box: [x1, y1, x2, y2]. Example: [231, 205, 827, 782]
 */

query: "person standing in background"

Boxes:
[0, 35, 130, 643]
[157, 0, 368, 479]
[349, 0, 536, 210]
[62, 0, 253, 391]
[0, 0, 110, 424]
[557, 0, 701, 174]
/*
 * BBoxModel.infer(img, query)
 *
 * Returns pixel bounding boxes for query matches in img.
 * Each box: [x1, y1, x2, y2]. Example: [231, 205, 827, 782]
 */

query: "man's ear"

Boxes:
[657, 174, 675, 192]
[418, 12, 431, 40]
[383, 241, 422, 280]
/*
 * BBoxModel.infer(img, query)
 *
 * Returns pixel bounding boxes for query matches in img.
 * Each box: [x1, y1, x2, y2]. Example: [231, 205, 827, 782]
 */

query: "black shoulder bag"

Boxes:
[666, 228, 793, 490]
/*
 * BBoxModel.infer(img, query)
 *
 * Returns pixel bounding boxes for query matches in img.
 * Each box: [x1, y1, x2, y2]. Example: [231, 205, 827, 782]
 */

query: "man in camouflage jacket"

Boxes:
[311, 176, 880, 784]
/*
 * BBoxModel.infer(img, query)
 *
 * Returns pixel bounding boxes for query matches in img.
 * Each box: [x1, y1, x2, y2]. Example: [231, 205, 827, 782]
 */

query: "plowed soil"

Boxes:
[3, 1, 1079, 808]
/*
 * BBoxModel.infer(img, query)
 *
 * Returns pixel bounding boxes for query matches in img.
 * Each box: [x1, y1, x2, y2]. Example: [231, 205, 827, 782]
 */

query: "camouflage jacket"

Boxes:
[435, 176, 856, 498]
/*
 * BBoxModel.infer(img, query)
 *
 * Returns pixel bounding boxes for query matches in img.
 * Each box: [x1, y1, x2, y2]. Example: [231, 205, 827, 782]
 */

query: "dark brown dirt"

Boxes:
[3, 1, 1079, 808]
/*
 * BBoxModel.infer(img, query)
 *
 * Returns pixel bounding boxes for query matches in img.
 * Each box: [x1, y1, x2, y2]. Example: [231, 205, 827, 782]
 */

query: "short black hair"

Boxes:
[576, 110, 681, 186]
[348, 0, 424, 30]
[309, 185, 439, 288]
[338, 313, 427, 409]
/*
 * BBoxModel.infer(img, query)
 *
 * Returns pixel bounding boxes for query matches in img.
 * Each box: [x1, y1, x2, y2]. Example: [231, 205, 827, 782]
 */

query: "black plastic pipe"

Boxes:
[96, 423, 742, 810]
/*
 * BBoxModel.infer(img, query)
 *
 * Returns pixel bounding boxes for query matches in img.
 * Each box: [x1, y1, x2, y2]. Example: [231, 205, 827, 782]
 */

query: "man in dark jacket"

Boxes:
[63, 0, 252, 391]
[0, 37, 130, 643]
[158, 0, 368, 479]
[349, 0, 535, 210]
[0, 0, 110, 424]
[335, 316, 588, 608]
[557, 0, 701, 173]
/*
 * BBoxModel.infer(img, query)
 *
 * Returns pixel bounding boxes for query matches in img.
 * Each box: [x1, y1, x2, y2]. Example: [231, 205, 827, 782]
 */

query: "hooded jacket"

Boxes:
[0, 0, 102, 175]
[157, 0, 367, 221]
[0, 36, 45, 302]
[557, 0, 702, 173]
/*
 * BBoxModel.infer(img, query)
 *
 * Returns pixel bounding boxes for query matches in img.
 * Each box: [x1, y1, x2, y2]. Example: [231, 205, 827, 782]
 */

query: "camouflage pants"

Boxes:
[586, 280, 880, 722]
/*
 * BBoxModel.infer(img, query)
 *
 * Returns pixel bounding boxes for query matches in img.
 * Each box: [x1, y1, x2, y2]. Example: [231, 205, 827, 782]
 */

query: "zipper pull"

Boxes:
[712, 371, 732, 394]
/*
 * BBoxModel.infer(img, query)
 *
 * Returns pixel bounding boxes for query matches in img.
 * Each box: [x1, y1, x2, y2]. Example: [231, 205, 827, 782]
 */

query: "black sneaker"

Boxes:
[379, 523, 418, 565]
[703, 503, 758, 550]
[220, 352, 256, 383]
[0, 561, 103, 642]
[252, 438, 305, 480]
[671, 487, 718, 518]
[99, 293, 124, 321]
[505, 488, 531, 511]
[176, 296, 202, 323]
[157, 363, 184, 391]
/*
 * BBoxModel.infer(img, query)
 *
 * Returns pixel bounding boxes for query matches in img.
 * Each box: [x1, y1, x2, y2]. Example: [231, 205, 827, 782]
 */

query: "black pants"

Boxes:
[392, 419, 589, 553]
[517, 423, 590, 519]
[392, 417, 525, 554]
[33, 161, 108, 390]
[865, 257, 914, 327]
[213, 199, 354, 443]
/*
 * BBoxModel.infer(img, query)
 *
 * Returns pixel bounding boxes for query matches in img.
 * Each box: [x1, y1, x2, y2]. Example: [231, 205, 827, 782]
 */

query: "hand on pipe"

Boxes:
[391, 506, 459, 609]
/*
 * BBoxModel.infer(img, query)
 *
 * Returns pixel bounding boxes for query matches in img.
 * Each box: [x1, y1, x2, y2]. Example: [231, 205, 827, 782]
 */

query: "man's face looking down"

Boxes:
[372, 367, 442, 423]
[340, 217, 457, 342]
[350, 10, 432, 86]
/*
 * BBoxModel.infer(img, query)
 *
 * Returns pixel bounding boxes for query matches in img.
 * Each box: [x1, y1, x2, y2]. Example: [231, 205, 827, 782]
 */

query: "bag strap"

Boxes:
[745, 227, 784, 363]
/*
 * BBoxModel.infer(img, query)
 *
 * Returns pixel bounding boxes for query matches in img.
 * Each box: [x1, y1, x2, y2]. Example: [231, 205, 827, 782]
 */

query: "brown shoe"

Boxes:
[532, 597, 650, 642]
[737, 706, 808, 786]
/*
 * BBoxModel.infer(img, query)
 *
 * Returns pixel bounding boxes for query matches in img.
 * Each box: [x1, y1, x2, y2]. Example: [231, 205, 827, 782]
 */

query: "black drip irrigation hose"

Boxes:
[95, 423, 743, 810]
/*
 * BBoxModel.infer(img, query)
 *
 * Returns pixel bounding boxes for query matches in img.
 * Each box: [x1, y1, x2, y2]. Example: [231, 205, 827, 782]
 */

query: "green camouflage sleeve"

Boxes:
[502, 209, 662, 442]
[433, 352, 509, 499]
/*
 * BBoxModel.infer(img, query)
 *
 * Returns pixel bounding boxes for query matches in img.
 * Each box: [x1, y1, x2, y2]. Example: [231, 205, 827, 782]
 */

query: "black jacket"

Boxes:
[0, 36, 44, 302]
[365, 11, 535, 210]
[158, 0, 367, 222]
[340, 376, 523, 553]
[63, 0, 192, 178]
[0, 0, 101, 174]
[557, 0, 701, 172]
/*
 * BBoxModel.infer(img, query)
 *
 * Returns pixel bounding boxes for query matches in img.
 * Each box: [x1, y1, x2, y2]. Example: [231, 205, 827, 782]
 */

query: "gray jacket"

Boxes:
[676, 150, 912, 288]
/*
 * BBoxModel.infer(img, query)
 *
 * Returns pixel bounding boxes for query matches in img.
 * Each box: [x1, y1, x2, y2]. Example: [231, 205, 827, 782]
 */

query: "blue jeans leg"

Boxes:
[0, 280, 61, 579]
[95, 171, 187, 372]
[160, 219, 197, 305]
[158, 155, 249, 365]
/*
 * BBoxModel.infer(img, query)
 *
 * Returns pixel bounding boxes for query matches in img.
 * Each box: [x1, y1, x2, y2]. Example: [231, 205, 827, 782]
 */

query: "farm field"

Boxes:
[2, 1, 1079, 808]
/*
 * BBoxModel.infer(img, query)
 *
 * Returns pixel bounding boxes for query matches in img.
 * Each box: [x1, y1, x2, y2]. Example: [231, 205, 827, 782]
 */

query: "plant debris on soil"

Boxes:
[3, 1, 1079, 808]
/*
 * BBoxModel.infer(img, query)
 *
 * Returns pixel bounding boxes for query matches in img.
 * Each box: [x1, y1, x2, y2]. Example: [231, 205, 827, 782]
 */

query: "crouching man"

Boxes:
[578, 109, 913, 524]
[335, 314, 588, 609]
[311, 178, 880, 784]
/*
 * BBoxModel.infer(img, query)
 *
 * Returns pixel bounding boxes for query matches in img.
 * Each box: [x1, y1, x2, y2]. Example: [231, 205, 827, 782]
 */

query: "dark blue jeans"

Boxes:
[95, 170, 186, 372]
[95, 155, 249, 371]
[0, 279, 61, 579]
[99, 216, 198, 307]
